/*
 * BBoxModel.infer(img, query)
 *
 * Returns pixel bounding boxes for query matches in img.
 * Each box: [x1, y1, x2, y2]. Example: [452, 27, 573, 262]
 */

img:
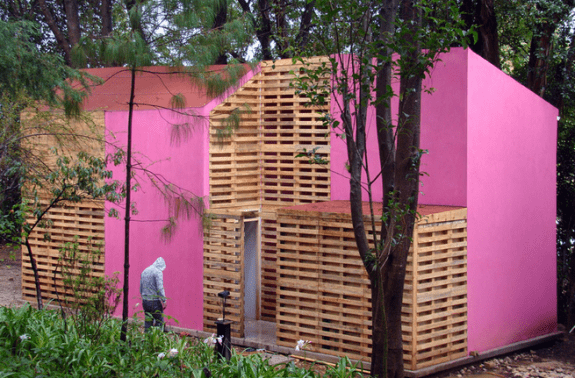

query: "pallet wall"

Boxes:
[203, 213, 245, 338]
[259, 59, 331, 207]
[275, 207, 468, 371]
[21, 111, 107, 307]
[22, 198, 106, 305]
[206, 58, 333, 331]
[209, 76, 262, 210]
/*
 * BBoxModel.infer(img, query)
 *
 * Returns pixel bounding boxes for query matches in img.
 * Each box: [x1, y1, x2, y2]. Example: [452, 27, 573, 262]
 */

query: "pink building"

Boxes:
[25, 49, 557, 374]
[329, 48, 558, 356]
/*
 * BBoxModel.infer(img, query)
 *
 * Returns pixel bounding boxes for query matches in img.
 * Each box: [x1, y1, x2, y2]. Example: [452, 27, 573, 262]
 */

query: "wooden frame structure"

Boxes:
[274, 204, 467, 371]
[202, 58, 469, 370]
[204, 58, 332, 336]
[22, 51, 556, 372]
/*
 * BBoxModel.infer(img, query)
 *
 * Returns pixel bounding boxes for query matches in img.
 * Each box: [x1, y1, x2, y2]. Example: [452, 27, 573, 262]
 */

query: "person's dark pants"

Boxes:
[143, 299, 164, 332]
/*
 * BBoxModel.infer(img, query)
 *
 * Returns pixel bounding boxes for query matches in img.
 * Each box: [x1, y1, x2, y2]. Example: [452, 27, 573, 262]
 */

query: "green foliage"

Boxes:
[0, 305, 365, 377]
[14, 150, 123, 242]
[0, 20, 90, 115]
[55, 236, 122, 343]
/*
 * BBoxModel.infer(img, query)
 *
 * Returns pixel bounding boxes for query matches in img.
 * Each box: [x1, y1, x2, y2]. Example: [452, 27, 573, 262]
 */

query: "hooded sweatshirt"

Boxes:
[140, 257, 166, 302]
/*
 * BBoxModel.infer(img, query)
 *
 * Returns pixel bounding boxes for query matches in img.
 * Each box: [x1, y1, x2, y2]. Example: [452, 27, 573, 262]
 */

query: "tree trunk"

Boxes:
[475, 0, 500, 68]
[63, 0, 81, 47]
[372, 1, 399, 376]
[25, 240, 43, 310]
[257, 0, 273, 60]
[100, 0, 113, 37]
[527, 23, 555, 97]
[294, 0, 316, 54]
[461, 0, 500, 68]
[37, 0, 73, 65]
[120, 65, 136, 342]
[381, 1, 423, 377]
[213, 0, 228, 64]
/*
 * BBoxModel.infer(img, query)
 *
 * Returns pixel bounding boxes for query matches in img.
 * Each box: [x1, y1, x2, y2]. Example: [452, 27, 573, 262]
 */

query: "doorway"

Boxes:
[243, 218, 260, 321]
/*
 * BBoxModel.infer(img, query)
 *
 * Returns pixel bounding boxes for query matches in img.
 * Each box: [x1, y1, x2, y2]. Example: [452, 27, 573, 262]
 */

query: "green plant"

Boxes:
[54, 236, 121, 343]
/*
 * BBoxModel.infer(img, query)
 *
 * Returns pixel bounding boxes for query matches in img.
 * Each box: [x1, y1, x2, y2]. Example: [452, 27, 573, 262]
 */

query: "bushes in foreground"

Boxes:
[0, 304, 365, 377]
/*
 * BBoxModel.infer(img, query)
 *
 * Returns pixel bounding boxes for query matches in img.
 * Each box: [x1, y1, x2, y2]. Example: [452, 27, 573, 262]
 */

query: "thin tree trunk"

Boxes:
[382, 1, 422, 377]
[372, 1, 400, 376]
[120, 65, 136, 342]
[25, 240, 43, 310]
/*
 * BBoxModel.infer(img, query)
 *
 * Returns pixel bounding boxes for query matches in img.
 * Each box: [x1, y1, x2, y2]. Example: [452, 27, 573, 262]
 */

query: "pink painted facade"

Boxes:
[330, 48, 558, 353]
[466, 51, 557, 352]
[87, 50, 556, 356]
[101, 69, 257, 331]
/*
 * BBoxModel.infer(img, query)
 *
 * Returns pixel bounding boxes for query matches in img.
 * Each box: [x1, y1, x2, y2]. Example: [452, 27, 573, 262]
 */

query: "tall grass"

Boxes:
[0, 305, 366, 377]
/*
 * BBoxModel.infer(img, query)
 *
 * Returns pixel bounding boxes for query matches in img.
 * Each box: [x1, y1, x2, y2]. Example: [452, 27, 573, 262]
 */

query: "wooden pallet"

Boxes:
[259, 59, 331, 207]
[20, 111, 107, 306]
[209, 77, 262, 210]
[21, 198, 106, 305]
[205, 58, 334, 332]
[260, 210, 278, 322]
[203, 213, 245, 338]
[208, 58, 331, 213]
[275, 206, 468, 370]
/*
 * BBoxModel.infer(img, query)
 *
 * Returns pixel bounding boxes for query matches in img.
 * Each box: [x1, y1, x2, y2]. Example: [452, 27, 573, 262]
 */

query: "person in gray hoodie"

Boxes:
[140, 257, 167, 331]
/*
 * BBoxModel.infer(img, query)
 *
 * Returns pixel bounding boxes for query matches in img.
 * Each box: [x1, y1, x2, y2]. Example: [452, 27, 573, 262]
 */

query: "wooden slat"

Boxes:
[21, 197, 106, 306]
[202, 214, 244, 338]
[275, 207, 468, 370]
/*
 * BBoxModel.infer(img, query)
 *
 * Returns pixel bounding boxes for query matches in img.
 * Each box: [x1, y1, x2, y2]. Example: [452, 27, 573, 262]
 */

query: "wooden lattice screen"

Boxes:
[21, 111, 106, 306]
[259, 59, 331, 207]
[275, 207, 468, 371]
[22, 198, 106, 304]
[206, 58, 332, 329]
[203, 213, 244, 337]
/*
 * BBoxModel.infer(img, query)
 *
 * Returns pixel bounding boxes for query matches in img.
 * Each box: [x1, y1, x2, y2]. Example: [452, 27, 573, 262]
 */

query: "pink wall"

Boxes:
[104, 108, 208, 331]
[329, 49, 558, 353]
[104, 68, 257, 331]
[330, 49, 468, 206]
[466, 49, 558, 352]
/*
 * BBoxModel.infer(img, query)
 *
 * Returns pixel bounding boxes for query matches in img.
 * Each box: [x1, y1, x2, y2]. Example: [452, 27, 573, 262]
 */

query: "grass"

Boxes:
[0, 304, 366, 378]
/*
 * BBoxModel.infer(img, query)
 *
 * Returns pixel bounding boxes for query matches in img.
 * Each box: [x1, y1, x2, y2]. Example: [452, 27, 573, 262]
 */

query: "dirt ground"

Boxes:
[1, 245, 574, 377]
[0, 244, 24, 308]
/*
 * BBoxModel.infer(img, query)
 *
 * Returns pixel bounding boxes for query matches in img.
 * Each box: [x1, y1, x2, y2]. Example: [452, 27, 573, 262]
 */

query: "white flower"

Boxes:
[19, 334, 29, 341]
[557, 116, 561, 121]
[158, 352, 166, 359]
[168, 348, 178, 357]
[295, 340, 311, 351]
[204, 333, 221, 345]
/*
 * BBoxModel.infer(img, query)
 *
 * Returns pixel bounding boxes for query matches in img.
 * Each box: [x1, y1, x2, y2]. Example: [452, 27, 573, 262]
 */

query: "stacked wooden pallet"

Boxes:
[275, 203, 468, 371]
[202, 213, 245, 338]
[209, 74, 262, 210]
[206, 57, 333, 332]
[259, 59, 331, 207]
[21, 112, 106, 307]
[22, 198, 106, 305]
